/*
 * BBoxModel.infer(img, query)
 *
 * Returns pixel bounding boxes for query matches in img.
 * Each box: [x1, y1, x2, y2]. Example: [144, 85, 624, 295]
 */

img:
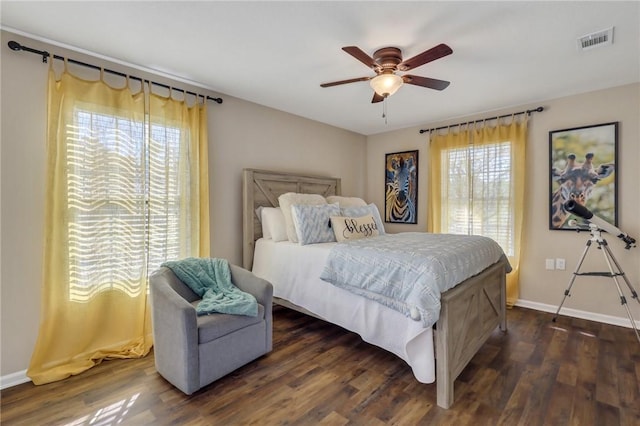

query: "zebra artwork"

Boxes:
[385, 150, 418, 224]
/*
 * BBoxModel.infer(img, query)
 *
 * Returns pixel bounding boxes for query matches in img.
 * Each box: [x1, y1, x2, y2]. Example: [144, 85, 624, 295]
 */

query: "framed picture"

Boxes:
[549, 122, 618, 230]
[385, 150, 418, 224]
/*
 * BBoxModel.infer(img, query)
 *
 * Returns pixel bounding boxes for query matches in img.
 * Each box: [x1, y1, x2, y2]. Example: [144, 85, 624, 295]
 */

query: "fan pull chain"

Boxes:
[382, 97, 388, 124]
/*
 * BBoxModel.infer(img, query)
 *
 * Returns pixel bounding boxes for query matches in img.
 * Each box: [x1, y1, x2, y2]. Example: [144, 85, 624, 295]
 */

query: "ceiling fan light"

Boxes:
[370, 73, 403, 97]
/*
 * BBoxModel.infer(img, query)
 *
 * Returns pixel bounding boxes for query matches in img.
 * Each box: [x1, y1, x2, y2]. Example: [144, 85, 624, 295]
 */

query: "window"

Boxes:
[443, 142, 514, 256]
[67, 108, 186, 301]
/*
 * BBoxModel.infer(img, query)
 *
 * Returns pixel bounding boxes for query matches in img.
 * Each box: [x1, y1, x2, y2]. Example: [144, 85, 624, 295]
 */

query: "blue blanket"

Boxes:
[320, 232, 510, 327]
[162, 257, 258, 317]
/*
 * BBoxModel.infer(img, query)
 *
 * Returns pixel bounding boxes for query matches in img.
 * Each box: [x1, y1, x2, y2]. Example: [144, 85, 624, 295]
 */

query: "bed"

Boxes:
[242, 168, 508, 409]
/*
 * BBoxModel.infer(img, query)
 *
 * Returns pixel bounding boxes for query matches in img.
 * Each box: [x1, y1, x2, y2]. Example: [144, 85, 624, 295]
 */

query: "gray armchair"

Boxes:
[149, 263, 273, 394]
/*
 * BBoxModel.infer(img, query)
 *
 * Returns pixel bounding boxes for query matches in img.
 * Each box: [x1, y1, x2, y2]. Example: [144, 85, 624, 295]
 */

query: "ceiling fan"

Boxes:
[320, 43, 453, 103]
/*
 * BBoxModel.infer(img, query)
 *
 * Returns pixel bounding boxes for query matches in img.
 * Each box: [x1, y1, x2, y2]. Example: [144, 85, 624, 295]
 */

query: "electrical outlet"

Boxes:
[556, 258, 566, 270]
[545, 259, 555, 270]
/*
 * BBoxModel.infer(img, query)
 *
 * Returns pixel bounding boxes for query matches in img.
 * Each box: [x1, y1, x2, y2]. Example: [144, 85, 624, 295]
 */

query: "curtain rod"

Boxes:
[7, 40, 223, 104]
[418, 106, 544, 134]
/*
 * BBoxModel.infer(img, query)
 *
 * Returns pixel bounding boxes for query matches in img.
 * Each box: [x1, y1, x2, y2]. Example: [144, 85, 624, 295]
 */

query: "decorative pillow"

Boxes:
[326, 195, 367, 208]
[278, 192, 327, 243]
[341, 203, 386, 235]
[261, 207, 288, 242]
[292, 203, 340, 245]
[330, 214, 380, 242]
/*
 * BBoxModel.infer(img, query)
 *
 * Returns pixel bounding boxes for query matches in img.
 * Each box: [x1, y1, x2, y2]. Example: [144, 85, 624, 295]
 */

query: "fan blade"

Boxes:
[320, 76, 372, 88]
[402, 75, 450, 91]
[342, 46, 377, 69]
[398, 43, 453, 71]
[372, 92, 384, 103]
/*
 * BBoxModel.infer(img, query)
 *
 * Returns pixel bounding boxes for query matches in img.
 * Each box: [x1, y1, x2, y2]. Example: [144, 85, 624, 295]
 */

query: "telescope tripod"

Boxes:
[552, 224, 640, 344]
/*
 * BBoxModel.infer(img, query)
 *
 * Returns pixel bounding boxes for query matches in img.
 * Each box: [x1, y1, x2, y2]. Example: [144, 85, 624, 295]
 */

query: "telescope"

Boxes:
[558, 200, 640, 343]
[564, 200, 636, 249]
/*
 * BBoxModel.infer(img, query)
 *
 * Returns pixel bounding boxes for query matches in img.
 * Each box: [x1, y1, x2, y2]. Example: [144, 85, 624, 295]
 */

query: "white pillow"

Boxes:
[261, 207, 288, 242]
[255, 206, 270, 239]
[256, 206, 271, 239]
[278, 192, 327, 243]
[292, 203, 340, 245]
[341, 203, 386, 235]
[326, 195, 367, 208]
[330, 214, 380, 242]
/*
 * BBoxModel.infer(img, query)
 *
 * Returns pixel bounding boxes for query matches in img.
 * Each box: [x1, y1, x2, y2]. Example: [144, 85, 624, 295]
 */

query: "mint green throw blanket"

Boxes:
[161, 258, 258, 317]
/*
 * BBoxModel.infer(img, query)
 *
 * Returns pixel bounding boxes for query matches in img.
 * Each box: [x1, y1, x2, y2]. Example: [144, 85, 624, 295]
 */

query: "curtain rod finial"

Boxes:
[8, 40, 22, 51]
[9, 40, 49, 62]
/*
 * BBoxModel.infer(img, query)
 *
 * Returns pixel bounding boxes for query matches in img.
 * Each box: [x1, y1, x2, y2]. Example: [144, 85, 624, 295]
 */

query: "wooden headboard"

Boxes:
[242, 169, 341, 269]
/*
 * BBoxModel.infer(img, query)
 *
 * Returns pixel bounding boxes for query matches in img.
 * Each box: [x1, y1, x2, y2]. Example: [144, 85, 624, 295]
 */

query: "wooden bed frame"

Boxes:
[242, 168, 507, 409]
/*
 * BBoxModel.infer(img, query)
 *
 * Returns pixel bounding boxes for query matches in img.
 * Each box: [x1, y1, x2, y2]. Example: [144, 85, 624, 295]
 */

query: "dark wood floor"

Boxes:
[2, 305, 639, 425]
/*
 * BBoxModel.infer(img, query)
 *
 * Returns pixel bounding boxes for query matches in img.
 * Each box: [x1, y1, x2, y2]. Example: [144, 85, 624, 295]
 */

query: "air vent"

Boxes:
[578, 27, 614, 51]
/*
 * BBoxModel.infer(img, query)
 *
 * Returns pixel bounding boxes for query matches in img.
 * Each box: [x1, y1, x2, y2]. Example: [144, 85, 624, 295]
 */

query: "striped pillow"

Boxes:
[291, 203, 340, 245]
[278, 192, 327, 242]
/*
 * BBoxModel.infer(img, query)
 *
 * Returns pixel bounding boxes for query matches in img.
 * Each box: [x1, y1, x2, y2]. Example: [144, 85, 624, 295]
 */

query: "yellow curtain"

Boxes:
[474, 120, 527, 306]
[147, 92, 210, 260]
[27, 65, 210, 385]
[427, 127, 470, 233]
[428, 118, 527, 306]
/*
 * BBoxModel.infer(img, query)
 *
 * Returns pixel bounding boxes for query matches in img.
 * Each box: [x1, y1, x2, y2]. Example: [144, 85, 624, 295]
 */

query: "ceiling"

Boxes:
[2, 1, 639, 136]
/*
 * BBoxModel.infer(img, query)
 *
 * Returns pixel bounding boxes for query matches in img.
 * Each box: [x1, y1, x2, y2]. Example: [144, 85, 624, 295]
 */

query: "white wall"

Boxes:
[365, 84, 640, 327]
[0, 31, 366, 379]
[208, 95, 366, 262]
[519, 85, 639, 320]
[1, 31, 49, 382]
[366, 126, 428, 235]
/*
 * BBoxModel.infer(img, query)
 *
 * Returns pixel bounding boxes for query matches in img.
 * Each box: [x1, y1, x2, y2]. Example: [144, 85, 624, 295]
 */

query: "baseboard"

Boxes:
[515, 299, 640, 329]
[0, 369, 31, 390]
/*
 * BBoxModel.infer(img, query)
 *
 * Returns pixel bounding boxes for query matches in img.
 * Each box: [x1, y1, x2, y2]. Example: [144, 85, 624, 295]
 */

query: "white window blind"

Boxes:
[442, 141, 514, 256]
[67, 109, 184, 301]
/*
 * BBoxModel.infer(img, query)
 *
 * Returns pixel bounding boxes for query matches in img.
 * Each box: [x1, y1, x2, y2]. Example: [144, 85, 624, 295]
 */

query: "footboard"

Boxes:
[435, 260, 507, 408]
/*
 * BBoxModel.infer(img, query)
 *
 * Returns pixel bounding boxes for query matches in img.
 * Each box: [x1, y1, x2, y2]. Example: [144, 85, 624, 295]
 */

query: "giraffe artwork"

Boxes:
[549, 122, 618, 230]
